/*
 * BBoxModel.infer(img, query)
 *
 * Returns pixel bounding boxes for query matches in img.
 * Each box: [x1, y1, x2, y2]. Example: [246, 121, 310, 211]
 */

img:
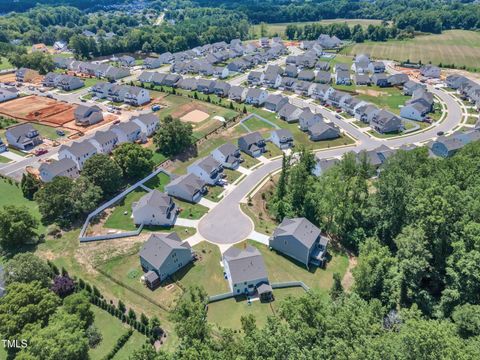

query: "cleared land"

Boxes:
[0, 95, 76, 125]
[342, 30, 480, 71]
[251, 19, 384, 37]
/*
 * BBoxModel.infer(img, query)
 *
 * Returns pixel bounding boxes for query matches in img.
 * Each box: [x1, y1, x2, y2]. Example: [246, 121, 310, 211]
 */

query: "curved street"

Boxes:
[198, 85, 464, 245]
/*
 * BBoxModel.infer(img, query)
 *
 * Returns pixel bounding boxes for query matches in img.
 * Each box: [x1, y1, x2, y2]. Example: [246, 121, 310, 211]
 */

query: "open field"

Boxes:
[89, 306, 132, 360]
[0, 95, 76, 125]
[342, 30, 480, 71]
[251, 19, 384, 38]
[112, 331, 147, 360]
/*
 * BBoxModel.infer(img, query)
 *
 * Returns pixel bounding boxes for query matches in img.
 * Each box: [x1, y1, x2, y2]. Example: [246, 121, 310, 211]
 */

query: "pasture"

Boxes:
[342, 30, 480, 71]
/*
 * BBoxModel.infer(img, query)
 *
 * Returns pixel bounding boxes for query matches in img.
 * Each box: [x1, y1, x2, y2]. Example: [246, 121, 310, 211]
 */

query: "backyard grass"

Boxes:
[143, 172, 170, 191]
[89, 306, 131, 360]
[104, 189, 148, 231]
[112, 331, 148, 360]
[207, 287, 307, 330]
[172, 241, 229, 295]
[32, 123, 69, 140]
[242, 115, 276, 132]
[367, 129, 402, 139]
[342, 30, 480, 72]
[204, 185, 225, 202]
[250, 19, 383, 38]
[0, 179, 45, 234]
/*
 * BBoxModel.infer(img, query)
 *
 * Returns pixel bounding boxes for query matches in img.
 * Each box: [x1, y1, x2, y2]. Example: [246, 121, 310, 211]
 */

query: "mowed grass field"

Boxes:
[251, 18, 384, 37]
[343, 30, 480, 71]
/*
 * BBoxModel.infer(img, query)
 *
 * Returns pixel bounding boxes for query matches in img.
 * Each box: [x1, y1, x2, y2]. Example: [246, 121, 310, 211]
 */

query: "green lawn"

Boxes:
[353, 120, 369, 128]
[367, 129, 402, 139]
[143, 172, 170, 191]
[204, 185, 224, 202]
[172, 241, 229, 295]
[241, 154, 261, 169]
[32, 123, 69, 140]
[146, 143, 168, 165]
[342, 30, 480, 72]
[241, 203, 277, 236]
[207, 287, 306, 330]
[355, 87, 410, 114]
[242, 116, 276, 132]
[264, 142, 284, 159]
[0, 342, 7, 359]
[112, 331, 147, 360]
[0, 154, 11, 163]
[7, 147, 27, 157]
[176, 200, 209, 220]
[250, 19, 383, 38]
[89, 306, 131, 360]
[0, 179, 45, 234]
[466, 116, 478, 125]
[223, 168, 242, 183]
[0, 57, 13, 70]
[104, 189, 148, 231]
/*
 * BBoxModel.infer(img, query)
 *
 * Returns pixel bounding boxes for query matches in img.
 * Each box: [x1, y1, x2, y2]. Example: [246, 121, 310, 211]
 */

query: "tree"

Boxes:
[330, 272, 344, 300]
[0, 205, 39, 249]
[128, 308, 137, 320]
[82, 154, 123, 197]
[21, 173, 41, 200]
[171, 286, 210, 344]
[51, 275, 75, 297]
[4, 253, 52, 287]
[86, 325, 102, 348]
[118, 300, 126, 313]
[153, 115, 193, 156]
[17, 310, 89, 360]
[240, 314, 257, 336]
[8, 51, 55, 74]
[129, 344, 159, 360]
[0, 281, 60, 341]
[63, 291, 94, 329]
[113, 143, 155, 180]
[452, 304, 480, 338]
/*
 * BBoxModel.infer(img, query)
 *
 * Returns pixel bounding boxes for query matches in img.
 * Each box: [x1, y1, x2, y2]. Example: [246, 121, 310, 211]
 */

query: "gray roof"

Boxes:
[167, 173, 205, 196]
[39, 158, 77, 177]
[246, 88, 265, 99]
[272, 128, 293, 140]
[133, 113, 159, 126]
[74, 104, 101, 119]
[133, 190, 174, 214]
[6, 123, 36, 139]
[265, 94, 286, 106]
[215, 143, 238, 157]
[192, 155, 220, 173]
[229, 86, 246, 97]
[92, 130, 117, 145]
[309, 122, 338, 136]
[113, 121, 141, 135]
[240, 131, 263, 146]
[223, 245, 268, 284]
[273, 217, 321, 249]
[140, 232, 190, 269]
[60, 140, 96, 158]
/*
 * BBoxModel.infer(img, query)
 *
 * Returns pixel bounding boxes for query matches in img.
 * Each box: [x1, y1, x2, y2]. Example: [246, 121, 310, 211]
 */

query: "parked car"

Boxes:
[335, 114, 341, 119]
[56, 130, 65, 136]
[113, 120, 121, 125]
[34, 148, 48, 156]
[437, 131, 444, 136]
[152, 104, 161, 112]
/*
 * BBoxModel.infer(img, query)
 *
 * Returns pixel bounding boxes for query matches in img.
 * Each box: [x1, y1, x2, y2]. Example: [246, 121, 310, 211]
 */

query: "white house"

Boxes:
[187, 156, 223, 185]
[58, 141, 97, 170]
[132, 113, 159, 137]
[39, 158, 79, 182]
[88, 130, 118, 154]
[0, 88, 19, 103]
[132, 190, 177, 226]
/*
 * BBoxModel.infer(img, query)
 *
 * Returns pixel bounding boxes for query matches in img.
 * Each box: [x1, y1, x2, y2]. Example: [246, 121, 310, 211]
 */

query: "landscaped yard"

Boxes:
[352, 86, 410, 114]
[342, 30, 480, 72]
[204, 185, 225, 202]
[466, 115, 478, 125]
[176, 200, 209, 220]
[353, 120, 369, 128]
[0, 154, 10, 163]
[32, 123, 69, 140]
[242, 115, 276, 132]
[207, 287, 306, 330]
[104, 189, 148, 231]
[89, 306, 134, 360]
[143, 172, 170, 191]
[241, 154, 261, 169]
[264, 142, 284, 159]
[223, 168, 242, 183]
[0, 179, 45, 234]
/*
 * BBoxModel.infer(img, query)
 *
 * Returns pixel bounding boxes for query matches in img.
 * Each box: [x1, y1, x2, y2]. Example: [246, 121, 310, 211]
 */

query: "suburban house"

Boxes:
[211, 143, 243, 169]
[53, 40, 68, 51]
[132, 190, 178, 226]
[124, 86, 150, 106]
[222, 245, 272, 300]
[228, 86, 247, 102]
[278, 103, 303, 123]
[56, 75, 84, 91]
[315, 71, 331, 84]
[42, 72, 60, 87]
[104, 67, 130, 81]
[308, 122, 340, 141]
[0, 87, 19, 102]
[316, 61, 330, 71]
[400, 101, 431, 121]
[88, 130, 118, 154]
[388, 73, 409, 86]
[280, 77, 296, 91]
[247, 71, 264, 86]
[335, 70, 351, 85]
[39, 158, 79, 183]
[312, 157, 340, 177]
[108, 85, 129, 102]
[299, 109, 323, 131]
[264, 94, 289, 112]
[263, 71, 282, 88]
[293, 81, 313, 96]
[270, 217, 329, 268]
[298, 70, 315, 82]
[371, 73, 389, 87]
[213, 81, 231, 97]
[245, 88, 268, 106]
[5, 123, 42, 150]
[354, 74, 371, 86]
[370, 110, 403, 133]
[91, 82, 113, 99]
[111, 121, 143, 144]
[178, 78, 198, 91]
[270, 129, 294, 149]
[58, 141, 97, 170]
[143, 57, 163, 69]
[308, 83, 330, 100]
[238, 132, 266, 157]
[0, 138, 6, 153]
[132, 113, 159, 137]
[403, 80, 425, 96]
[165, 173, 207, 203]
[187, 156, 224, 185]
[355, 104, 379, 123]
[430, 130, 480, 158]
[118, 55, 135, 67]
[74, 105, 103, 126]
[284, 64, 298, 78]
[317, 34, 342, 49]
[140, 232, 193, 290]
[16, 68, 39, 82]
[352, 54, 370, 73]
[368, 61, 386, 74]
[420, 65, 441, 78]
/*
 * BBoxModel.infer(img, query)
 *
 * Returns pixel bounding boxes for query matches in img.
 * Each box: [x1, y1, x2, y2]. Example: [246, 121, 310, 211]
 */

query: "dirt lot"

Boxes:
[0, 95, 77, 125]
[171, 102, 210, 119]
[356, 88, 388, 97]
[63, 114, 118, 134]
[180, 109, 210, 123]
[0, 73, 16, 83]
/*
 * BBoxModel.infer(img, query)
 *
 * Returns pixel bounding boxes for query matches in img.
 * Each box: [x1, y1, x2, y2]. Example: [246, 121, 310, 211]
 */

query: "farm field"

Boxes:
[342, 30, 480, 71]
[251, 19, 384, 38]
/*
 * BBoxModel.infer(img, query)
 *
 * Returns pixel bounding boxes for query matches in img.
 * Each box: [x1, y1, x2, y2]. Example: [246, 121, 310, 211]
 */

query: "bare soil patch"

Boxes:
[181, 109, 210, 123]
[171, 102, 208, 118]
[355, 89, 387, 97]
[341, 255, 358, 291]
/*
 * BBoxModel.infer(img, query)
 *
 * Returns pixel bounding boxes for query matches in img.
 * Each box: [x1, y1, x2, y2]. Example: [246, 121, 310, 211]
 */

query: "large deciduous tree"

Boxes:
[113, 143, 155, 180]
[82, 154, 123, 197]
[4, 253, 52, 288]
[0, 205, 38, 249]
[153, 115, 193, 156]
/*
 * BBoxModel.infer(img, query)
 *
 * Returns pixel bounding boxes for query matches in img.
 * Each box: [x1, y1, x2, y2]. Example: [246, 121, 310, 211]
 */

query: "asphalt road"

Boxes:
[197, 87, 464, 245]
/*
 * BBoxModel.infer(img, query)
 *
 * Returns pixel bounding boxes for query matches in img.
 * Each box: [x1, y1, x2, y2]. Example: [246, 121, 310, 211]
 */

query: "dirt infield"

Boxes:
[356, 89, 387, 97]
[180, 109, 210, 123]
[171, 102, 208, 118]
[0, 95, 77, 125]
